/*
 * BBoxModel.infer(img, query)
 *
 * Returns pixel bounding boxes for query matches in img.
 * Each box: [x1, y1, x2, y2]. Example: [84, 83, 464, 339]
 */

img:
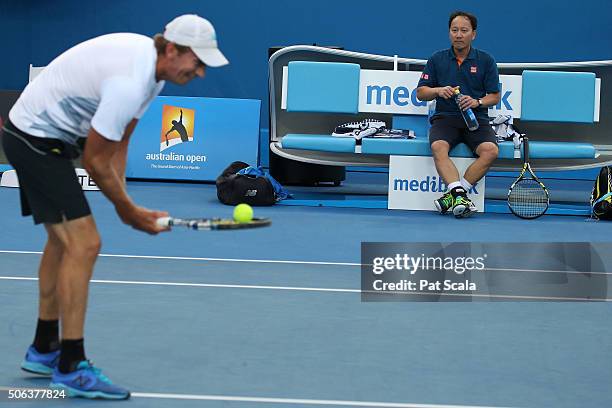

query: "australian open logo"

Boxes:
[160, 105, 195, 152]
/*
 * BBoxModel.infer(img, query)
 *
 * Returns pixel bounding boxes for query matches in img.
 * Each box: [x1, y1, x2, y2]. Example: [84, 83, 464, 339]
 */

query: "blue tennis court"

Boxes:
[2, 2, 611, 407]
[1, 179, 611, 408]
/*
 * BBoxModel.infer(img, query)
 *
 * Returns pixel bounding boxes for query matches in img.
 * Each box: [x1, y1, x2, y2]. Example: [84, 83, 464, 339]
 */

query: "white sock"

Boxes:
[461, 178, 473, 192]
[447, 181, 462, 191]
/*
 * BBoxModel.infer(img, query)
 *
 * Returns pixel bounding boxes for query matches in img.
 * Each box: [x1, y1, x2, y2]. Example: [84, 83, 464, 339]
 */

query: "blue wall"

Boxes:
[2, 0, 611, 126]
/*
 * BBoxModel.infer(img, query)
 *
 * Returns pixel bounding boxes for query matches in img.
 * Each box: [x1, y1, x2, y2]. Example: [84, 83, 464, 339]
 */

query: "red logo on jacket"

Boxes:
[470, 66, 477, 73]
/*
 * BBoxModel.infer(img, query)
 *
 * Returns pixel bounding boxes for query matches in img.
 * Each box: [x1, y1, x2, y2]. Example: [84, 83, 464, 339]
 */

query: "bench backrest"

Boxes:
[285, 62, 598, 122]
[521, 70, 596, 123]
[286, 61, 360, 114]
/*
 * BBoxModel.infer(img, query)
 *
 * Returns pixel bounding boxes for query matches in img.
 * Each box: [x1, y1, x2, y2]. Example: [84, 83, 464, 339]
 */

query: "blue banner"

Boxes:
[126, 96, 261, 181]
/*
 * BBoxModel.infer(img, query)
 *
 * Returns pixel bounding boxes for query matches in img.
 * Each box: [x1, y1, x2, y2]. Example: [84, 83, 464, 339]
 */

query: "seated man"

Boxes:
[416, 10, 501, 218]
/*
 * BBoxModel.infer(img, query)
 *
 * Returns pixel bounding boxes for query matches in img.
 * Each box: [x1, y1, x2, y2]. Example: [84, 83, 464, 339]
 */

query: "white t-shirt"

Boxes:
[9, 33, 165, 144]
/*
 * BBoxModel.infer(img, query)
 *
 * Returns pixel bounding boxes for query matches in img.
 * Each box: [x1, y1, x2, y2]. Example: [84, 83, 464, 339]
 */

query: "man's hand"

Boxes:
[436, 86, 456, 99]
[116, 204, 170, 235]
[457, 94, 479, 111]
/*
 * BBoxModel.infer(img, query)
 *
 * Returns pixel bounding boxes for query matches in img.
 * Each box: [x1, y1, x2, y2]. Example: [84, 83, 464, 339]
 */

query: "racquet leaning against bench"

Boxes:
[507, 136, 550, 219]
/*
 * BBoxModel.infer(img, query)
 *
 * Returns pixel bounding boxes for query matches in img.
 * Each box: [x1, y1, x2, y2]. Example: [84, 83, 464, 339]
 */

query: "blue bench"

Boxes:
[280, 61, 598, 160]
[282, 134, 596, 159]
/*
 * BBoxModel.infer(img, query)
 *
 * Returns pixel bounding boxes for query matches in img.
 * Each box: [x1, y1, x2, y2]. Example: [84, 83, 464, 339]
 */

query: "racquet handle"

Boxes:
[156, 217, 172, 228]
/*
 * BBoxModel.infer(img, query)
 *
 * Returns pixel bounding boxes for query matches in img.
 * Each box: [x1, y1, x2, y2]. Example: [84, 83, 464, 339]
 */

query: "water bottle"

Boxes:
[427, 99, 436, 122]
[453, 87, 479, 131]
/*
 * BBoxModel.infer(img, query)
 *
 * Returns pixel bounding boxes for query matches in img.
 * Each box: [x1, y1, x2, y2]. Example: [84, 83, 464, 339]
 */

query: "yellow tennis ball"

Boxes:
[233, 203, 254, 223]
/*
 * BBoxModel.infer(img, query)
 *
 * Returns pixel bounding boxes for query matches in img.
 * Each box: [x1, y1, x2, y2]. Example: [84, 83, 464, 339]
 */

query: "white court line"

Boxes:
[0, 250, 360, 267]
[1, 276, 610, 301]
[0, 387, 517, 408]
[0, 276, 360, 294]
[0, 250, 610, 275]
[129, 392, 516, 408]
[483, 267, 612, 276]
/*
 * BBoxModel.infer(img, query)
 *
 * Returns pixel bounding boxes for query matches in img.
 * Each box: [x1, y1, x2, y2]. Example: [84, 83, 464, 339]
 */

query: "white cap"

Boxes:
[163, 14, 229, 67]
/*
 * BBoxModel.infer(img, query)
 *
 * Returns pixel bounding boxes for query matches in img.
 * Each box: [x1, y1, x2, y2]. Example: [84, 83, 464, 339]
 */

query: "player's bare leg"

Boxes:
[463, 142, 498, 184]
[38, 226, 64, 321]
[431, 140, 460, 184]
[46, 215, 100, 340]
[21, 217, 99, 377]
[431, 140, 461, 214]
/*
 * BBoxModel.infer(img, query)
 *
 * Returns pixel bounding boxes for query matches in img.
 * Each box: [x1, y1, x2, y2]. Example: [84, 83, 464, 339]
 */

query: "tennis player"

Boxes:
[2, 14, 228, 399]
[416, 10, 500, 218]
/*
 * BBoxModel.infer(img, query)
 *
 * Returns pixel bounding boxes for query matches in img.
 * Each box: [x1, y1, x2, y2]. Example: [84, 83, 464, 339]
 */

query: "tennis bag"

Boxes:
[590, 165, 612, 220]
[216, 161, 276, 206]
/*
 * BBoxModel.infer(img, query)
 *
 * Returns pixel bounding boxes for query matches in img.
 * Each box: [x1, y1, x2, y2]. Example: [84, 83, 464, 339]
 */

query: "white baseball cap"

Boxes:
[163, 14, 229, 67]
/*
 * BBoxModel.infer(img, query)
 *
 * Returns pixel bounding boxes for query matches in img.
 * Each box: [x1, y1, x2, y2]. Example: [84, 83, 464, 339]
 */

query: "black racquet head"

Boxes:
[158, 217, 271, 230]
[508, 178, 549, 219]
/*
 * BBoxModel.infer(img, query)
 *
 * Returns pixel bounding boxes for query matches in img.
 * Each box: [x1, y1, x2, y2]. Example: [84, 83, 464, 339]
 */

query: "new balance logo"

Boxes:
[245, 190, 257, 196]
[76, 375, 89, 387]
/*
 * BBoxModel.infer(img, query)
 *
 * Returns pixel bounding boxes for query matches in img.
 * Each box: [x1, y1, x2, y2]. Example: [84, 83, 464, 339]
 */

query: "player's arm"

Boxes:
[82, 127, 167, 234]
[478, 92, 500, 108]
[456, 91, 501, 110]
[112, 118, 138, 185]
[83, 127, 132, 210]
[416, 86, 456, 101]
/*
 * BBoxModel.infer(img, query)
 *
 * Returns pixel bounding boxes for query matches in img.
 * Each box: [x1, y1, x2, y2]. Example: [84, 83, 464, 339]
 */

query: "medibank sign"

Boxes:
[388, 156, 486, 212]
[359, 70, 427, 115]
[358, 70, 522, 118]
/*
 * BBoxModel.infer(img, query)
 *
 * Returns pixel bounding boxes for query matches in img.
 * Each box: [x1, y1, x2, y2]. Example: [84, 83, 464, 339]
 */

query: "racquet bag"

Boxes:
[590, 165, 612, 220]
[216, 161, 276, 206]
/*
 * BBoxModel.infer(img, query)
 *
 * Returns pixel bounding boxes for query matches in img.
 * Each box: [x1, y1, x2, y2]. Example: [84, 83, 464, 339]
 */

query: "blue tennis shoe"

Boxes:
[50, 361, 130, 400]
[21, 345, 60, 376]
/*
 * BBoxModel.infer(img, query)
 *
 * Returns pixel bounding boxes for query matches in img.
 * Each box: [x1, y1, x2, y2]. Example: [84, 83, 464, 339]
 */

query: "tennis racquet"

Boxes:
[157, 216, 271, 230]
[507, 137, 549, 219]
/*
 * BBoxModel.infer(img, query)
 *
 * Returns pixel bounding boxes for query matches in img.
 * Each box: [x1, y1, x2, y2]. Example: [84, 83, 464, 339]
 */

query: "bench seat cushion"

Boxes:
[525, 141, 596, 158]
[280, 134, 597, 159]
[361, 138, 473, 157]
[281, 134, 356, 153]
[361, 138, 596, 158]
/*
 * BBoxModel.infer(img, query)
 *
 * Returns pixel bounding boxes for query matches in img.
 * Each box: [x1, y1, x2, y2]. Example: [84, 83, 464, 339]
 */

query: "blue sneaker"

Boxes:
[21, 345, 60, 376]
[50, 361, 130, 400]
